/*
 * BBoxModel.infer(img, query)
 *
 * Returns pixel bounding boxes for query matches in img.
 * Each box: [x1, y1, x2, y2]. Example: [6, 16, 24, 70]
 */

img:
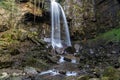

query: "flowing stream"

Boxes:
[39, 56, 78, 76]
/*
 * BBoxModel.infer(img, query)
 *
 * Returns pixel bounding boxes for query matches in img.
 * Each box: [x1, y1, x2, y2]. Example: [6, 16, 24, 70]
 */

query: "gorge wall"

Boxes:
[62, 0, 96, 40]
[62, 0, 120, 40]
[95, 0, 120, 32]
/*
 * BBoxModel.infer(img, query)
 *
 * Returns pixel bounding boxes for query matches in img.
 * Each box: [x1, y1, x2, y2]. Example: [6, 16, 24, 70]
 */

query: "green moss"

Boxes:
[103, 67, 116, 76]
[0, 0, 17, 11]
[101, 66, 120, 80]
[93, 27, 120, 43]
[0, 31, 17, 43]
[23, 57, 49, 70]
[101, 77, 109, 80]
[0, 29, 20, 48]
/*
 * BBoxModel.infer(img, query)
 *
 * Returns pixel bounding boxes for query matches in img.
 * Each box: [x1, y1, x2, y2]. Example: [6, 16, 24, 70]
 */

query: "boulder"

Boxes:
[77, 75, 90, 80]
[24, 66, 38, 75]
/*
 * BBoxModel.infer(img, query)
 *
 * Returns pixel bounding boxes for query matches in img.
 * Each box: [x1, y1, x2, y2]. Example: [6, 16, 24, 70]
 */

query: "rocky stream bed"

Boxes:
[0, 40, 120, 80]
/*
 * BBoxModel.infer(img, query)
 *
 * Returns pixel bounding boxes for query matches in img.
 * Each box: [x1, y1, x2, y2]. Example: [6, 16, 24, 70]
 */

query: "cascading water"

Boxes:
[39, 0, 78, 77]
[51, 0, 71, 49]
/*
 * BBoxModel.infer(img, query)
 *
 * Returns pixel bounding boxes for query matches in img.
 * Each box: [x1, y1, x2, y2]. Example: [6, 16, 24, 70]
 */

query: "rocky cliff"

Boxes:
[62, 0, 120, 40]
[0, 0, 51, 69]
[95, 0, 120, 31]
[62, 0, 96, 40]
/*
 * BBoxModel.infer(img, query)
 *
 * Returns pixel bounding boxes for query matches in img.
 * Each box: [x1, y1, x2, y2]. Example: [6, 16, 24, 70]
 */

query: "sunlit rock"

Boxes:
[24, 66, 38, 75]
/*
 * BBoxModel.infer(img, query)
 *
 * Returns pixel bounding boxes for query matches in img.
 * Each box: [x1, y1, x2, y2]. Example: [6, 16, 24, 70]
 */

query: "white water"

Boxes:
[51, 0, 71, 49]
[59, 56, 77, 64]
[39, 69, 77, 77]
[39, 69, 60, 76]
[66, 71, 77, 76]
[59, 56, 65, 63]
[43, 38, 51, 42]
[71, 59, 77, 64]
[39, 55, 78, 77]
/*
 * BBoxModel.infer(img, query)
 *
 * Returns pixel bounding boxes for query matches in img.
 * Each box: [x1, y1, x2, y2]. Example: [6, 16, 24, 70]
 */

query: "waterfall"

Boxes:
[51, 0, 71, 49]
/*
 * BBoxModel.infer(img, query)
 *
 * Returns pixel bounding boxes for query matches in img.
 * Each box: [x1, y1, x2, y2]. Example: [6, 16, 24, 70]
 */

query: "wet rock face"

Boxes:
[59, 0, 120, 40]
[61, 0, 96, 40]
[95, 0, 120, 29]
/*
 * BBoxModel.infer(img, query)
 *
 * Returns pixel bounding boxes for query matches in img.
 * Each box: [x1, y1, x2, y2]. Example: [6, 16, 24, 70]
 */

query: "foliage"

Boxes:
[101, 66, 120, 80]
[94, 27, 120, 43]
[0, 29, 19, 48]
[0, 0, 17, 11]
[0, 0, 21, 30]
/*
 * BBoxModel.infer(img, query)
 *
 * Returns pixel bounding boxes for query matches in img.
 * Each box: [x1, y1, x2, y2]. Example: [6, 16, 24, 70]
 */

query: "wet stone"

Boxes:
[58, 56, 65, 63]
[59, 70, 66, 75]
[64, 57, 71, 62]
[65, 47, 76, 54]
[8, 76, 22, 80]
[24, 67, 38, 75]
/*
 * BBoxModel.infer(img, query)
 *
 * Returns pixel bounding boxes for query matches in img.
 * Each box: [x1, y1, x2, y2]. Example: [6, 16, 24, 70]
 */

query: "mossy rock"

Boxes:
[0, 29, 19, 45]
[77, 75, 90, 80]
[65, 76, 77, 80]
[102, 66, 120, 80]
[22, 56, 49, 70]
[17, 29, 28, 41]
[101, 77, 109, 80]
[0, 0, 18, 11]
[103, 66, 117, 76]
[93, 28, 120, 44]
[0, 54, 12, 62]
[27, 32, 46, 46]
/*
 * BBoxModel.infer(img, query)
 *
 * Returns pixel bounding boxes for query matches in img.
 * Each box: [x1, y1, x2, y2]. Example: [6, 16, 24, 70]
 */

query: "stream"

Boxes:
[39, 55, 78, 77]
